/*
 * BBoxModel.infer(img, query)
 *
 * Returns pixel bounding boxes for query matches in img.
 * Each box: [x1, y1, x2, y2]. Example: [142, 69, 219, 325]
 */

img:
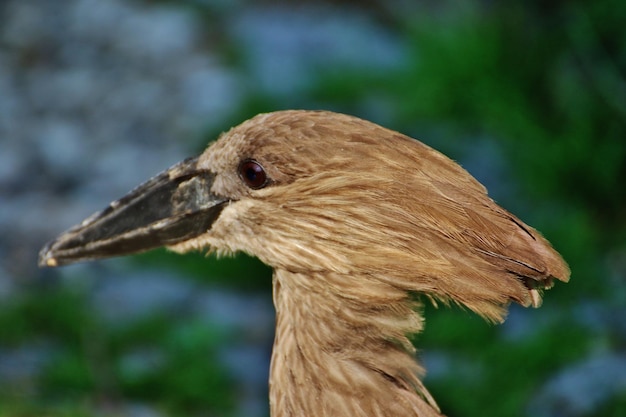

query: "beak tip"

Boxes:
[44, 257, 59, 268]
[38, 245, 59, 268]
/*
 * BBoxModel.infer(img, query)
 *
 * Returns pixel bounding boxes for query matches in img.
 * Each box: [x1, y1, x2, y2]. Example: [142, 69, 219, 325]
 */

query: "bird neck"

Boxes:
[268, 269, 443, 417]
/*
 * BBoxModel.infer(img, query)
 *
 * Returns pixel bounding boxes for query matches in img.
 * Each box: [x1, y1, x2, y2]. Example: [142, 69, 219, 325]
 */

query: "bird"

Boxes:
[39, 110, 570, 417]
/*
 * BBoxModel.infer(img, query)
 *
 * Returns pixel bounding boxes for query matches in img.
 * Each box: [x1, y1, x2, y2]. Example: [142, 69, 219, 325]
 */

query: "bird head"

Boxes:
[39, 110, 569, 322]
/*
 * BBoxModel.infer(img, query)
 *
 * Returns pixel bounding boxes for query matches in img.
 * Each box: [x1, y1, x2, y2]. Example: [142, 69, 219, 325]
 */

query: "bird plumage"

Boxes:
[39, 110, 569, 417]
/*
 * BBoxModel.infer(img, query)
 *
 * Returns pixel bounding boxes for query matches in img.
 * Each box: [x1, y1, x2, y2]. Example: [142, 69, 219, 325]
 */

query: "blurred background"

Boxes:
[1, 0, 625, 416]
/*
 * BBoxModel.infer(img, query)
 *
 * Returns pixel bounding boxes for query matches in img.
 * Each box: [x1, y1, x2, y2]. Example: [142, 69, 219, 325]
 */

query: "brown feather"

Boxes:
[165, 110, 570, 416]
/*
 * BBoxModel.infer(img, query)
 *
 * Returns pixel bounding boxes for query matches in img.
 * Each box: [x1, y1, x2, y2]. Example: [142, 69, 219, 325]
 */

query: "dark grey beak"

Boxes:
[39, 157, 228, 267]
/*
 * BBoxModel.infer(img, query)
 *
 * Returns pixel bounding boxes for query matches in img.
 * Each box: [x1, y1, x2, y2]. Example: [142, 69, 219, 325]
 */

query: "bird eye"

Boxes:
[239, 159, 268, 189]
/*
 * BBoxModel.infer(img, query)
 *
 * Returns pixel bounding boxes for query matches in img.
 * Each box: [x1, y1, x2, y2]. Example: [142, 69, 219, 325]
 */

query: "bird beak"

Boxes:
[39, 156, 228, 268]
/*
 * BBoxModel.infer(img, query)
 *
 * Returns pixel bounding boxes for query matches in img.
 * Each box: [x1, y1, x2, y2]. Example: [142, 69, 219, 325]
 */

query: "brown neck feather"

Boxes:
[269, 269, 444, 417]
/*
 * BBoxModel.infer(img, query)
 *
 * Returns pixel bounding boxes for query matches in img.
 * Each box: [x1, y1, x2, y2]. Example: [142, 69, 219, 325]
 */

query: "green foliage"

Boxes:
[132, 249, 273, 292]
[420, 306, 591, 417]
[0, 284, 235, 416]
[593, 393, 626, 417]
[0, 287, 92, 347]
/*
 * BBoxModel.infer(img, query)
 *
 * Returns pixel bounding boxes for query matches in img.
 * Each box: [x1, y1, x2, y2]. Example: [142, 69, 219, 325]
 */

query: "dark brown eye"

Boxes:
[239, 159, 268, 189]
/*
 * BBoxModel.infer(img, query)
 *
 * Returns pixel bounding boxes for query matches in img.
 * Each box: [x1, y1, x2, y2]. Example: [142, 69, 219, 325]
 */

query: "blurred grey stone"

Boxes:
[528, 353, 626, 417]
[421, 350, 483, 383]
[91, 271, 196, 325]
[500, 304, 559, 342]
[0, 343, 56, 394]
[219, 344, 271, 417]
[231, 4, 407, 96]
[194, 287, 274, 333]
[0, 265, 15, 300]
[0, 0, 245, 280]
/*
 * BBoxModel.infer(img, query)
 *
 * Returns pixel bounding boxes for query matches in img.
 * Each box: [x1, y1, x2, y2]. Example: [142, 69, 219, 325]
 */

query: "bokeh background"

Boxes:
[1, 0, 625, 416]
